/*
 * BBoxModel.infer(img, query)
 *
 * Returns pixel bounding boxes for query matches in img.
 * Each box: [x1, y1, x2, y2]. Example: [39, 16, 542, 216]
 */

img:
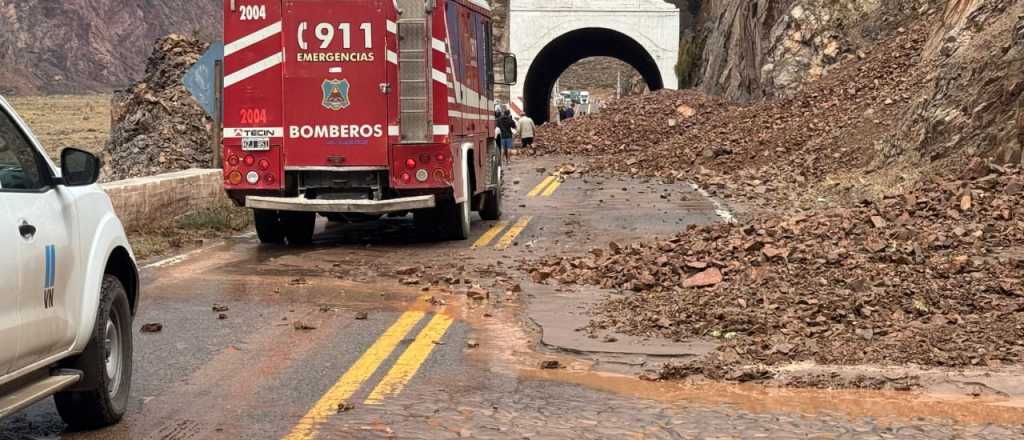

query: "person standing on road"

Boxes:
[518, 114, 536, 152]
[496, 108, 517, 163]
[565, 104, 576, 120]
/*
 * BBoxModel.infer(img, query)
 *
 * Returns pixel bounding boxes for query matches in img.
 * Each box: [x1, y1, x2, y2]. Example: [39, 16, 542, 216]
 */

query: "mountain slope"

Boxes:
[0, 0, 221, 95]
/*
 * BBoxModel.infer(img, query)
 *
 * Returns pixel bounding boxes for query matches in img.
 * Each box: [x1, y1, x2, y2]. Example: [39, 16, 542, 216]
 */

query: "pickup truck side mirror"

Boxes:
[60, 148, 101, 186]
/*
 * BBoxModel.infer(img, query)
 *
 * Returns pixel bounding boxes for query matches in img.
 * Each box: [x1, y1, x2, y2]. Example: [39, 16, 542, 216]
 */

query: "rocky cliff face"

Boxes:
[687, 0, 1024, 168]
[0, 0, 221, 95]
[690, 0, 793, 101]
[887, 0, 1024, 167]
[690, 0, 939, 101]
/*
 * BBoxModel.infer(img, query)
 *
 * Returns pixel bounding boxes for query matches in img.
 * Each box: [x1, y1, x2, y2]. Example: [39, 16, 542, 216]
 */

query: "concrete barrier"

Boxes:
[101, 169, 227, 231]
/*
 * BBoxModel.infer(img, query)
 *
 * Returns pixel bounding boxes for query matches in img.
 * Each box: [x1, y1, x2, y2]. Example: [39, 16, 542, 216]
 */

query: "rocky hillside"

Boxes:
[0, 0, 221, 95]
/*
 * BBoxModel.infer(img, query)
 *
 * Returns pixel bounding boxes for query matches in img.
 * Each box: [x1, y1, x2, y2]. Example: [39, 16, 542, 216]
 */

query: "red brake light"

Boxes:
[405, 159, 417, 169]
[401, 172, 412, 183]
[244, 155, 255, 166]
[258, 159, 270, 170]
[436, 153, 446, 162]
[264, 173, 275, 184]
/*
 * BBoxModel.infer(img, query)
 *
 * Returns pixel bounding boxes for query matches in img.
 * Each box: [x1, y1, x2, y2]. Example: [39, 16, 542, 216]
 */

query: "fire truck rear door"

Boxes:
[282, 0, 389, 167]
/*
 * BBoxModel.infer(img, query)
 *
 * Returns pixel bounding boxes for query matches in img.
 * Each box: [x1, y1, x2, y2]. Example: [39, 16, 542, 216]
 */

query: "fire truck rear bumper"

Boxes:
[245, 195, 436, 214]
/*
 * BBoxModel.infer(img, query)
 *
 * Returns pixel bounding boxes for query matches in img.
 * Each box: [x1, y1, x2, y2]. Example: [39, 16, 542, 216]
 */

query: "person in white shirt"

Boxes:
[518, 114, 537, 151]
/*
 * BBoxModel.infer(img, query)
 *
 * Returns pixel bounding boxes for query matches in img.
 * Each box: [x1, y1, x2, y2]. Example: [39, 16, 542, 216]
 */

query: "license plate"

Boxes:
[242, 137, 270, 151]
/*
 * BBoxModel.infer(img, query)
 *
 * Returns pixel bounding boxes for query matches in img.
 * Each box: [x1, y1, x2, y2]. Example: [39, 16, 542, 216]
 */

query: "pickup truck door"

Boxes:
[0, 205, 21, 376]
[0, 107, 74, 372]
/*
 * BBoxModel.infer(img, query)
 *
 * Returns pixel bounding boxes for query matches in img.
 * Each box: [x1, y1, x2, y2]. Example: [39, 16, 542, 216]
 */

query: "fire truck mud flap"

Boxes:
[245, 195, 436, 214]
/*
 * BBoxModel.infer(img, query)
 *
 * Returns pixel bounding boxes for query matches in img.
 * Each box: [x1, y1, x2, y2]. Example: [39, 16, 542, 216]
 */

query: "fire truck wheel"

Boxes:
[283, 212, 316, 245]
[413, 208, 441, 235]
[443, 160, 472, 240]
[480, 185, 502, 221]
[254, 210, 285, 244]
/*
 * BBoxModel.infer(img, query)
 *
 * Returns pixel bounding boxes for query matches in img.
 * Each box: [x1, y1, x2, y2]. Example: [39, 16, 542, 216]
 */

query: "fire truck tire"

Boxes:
[254, 210, 285, 244]
[440, 199, 470, 241]
[283, 212, 316, 245]
[479, 185, 502, 221]
[443, 159, 472, 240]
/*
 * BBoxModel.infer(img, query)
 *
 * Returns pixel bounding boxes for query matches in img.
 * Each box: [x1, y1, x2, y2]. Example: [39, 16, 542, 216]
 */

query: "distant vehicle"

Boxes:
[221, 0, 517, 244]
[579, 91, 591, 105]
[0, 96, 139, 428]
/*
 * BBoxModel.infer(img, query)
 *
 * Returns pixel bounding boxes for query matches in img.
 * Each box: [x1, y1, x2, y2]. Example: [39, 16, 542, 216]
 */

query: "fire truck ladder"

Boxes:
[397, 0, 432, 143]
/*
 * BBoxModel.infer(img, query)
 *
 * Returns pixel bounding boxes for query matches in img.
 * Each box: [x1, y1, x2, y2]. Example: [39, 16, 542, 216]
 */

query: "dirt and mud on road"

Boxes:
[5, 156, 1024, 439]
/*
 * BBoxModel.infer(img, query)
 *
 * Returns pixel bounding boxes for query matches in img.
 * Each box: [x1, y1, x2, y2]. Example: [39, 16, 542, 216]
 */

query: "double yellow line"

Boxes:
[282, 310, 453, 440]
[527, 175, 563, 197]
[473, 216, 533, 250]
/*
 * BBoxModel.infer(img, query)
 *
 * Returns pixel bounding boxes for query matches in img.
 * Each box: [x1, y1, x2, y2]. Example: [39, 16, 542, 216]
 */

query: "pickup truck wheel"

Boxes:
[55, 275, 132, 430]
[254, 209, 285, 244]
[283, 212, 316, 245]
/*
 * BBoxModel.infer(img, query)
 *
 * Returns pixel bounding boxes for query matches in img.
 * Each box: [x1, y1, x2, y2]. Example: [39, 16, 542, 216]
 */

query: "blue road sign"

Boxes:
[183, 41, 224, 118]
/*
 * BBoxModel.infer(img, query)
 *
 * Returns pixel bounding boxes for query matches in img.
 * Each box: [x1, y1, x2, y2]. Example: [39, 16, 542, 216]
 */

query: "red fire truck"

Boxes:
[221, 0, 516, 244]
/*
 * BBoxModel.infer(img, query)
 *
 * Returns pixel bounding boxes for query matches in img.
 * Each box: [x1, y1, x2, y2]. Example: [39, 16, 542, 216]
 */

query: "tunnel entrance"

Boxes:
[523, 28, 664, 124]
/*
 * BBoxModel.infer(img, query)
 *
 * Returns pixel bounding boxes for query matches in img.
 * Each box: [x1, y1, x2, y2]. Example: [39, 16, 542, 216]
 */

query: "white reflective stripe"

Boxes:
[386, 20, 398, 34]
[432, 38, 446, 53]
[224, 21, 282, 57]
[447, 110, 491, 121]
[225, 52, 283, 88]
[386, 50, 398, 64]
[465, 0, 492, 11]
[223, 127, 285, 138]
[433, 125, 450, 135]
[388, 125, 400, 136]
[432, 69, 448, 84]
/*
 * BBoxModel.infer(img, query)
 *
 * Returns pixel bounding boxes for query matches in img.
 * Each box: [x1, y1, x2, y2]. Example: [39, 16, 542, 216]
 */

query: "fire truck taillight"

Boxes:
[228, 155, 239, 166]
[433, 169, 446, 181]
[405, 158, 417, 169]
[415, 169, 429, 182]
[436, 153, 446, 163]
[258, 159, 270, 170]
[401, 172, 412, 183]
[245, 171, 259, 185]
[244, 155, 256, 166]
[264, 173, 276, 184]
[419, 153, 431, 165]
[228, 170, 243, 185]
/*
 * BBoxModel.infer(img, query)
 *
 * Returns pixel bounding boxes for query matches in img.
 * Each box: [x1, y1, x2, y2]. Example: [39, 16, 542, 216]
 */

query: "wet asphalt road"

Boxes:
[3, 157, 1024, 439]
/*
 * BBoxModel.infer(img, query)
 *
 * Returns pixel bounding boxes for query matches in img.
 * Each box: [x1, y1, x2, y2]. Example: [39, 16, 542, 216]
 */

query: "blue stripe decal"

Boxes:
[46, 246, 50, 288]
[49, 246, 55, 288]
[44, 245, 55, 289]
[43, 246, 49, 289]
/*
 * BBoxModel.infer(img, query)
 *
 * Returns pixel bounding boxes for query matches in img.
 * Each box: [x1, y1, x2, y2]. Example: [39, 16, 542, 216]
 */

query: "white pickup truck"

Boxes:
[0, 96, 139, 429]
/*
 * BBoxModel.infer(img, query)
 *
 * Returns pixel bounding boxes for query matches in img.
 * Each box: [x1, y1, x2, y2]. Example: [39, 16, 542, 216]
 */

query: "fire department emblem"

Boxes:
[321, 79, 351, 111]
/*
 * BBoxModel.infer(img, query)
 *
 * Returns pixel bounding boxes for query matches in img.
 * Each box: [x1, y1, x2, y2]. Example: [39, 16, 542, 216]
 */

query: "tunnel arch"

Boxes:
[522, 28, 665, 124]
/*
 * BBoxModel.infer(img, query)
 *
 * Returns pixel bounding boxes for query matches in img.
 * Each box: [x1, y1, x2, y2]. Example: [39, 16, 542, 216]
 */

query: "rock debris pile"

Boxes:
[530, 165, 1024, 371]
[534, 17, 933, 210]
[526, 9, 1024, 379]
[102, 35, 213, 181]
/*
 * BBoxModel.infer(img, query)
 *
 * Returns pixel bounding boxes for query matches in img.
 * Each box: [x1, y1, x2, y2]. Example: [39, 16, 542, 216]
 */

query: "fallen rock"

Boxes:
[293, 321, 317, 331]
[683, 268, 723, 288]
[140, 323, 163, 333]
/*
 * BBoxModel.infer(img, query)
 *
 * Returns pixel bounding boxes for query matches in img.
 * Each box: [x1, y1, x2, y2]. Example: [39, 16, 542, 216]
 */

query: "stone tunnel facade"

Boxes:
[507, 0, 680, 123]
